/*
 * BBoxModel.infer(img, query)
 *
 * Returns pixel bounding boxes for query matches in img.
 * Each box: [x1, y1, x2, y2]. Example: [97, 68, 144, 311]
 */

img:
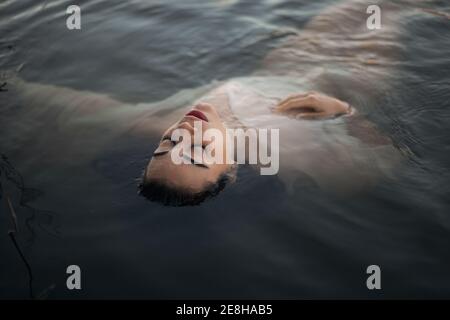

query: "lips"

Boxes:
[186, 109, 208, 122]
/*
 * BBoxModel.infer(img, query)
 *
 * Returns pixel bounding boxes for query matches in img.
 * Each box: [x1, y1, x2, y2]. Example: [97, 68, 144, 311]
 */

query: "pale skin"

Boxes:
[142, 92, 352, 193]
[6, 0, 423, 197]
[144, 102, 232, 193]
[274, 91, 352, 119]
[141, 0, 417, 194]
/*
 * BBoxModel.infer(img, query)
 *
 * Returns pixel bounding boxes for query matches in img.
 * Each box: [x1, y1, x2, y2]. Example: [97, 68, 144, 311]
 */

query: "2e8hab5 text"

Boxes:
[176, 304, 273, 317]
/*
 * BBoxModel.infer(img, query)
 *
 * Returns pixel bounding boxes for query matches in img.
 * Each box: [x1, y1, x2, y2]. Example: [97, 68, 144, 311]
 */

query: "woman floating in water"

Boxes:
[139, 0, 408, 205]
[8, 0, 425, 206]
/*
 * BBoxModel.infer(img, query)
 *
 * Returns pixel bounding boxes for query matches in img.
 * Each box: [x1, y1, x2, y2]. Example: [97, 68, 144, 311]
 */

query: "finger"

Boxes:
[278, 97, 312, 110]
[276, 96, 316, 112]
[296, 111, 327, 120]
[277, 92, 311, 106]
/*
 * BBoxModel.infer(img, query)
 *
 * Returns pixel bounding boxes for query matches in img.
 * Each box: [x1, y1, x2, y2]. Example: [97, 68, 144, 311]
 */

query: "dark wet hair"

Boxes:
[138, 171, 233, 207]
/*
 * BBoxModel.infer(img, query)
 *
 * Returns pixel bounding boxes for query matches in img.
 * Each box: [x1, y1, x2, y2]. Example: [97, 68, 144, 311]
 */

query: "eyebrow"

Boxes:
[153, 151, 209, 169]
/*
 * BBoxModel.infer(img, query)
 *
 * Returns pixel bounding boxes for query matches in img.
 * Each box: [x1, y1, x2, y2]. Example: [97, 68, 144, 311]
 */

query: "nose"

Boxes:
[176, 121, 210, 147]
[177, 121, 196, 135]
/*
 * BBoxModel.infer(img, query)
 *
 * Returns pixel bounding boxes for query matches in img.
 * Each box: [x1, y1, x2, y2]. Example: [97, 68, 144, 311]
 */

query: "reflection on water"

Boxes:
[1, 0, 450, 298]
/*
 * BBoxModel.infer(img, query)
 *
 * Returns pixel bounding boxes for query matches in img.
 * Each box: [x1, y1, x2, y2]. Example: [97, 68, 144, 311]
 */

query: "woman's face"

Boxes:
[143, 103, 232, 193]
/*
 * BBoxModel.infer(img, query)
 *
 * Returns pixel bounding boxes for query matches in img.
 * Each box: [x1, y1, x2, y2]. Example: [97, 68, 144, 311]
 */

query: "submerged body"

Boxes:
[199, 77, 399, 193]
[3, 0, 419, 204]
[140, 0, 408, 198]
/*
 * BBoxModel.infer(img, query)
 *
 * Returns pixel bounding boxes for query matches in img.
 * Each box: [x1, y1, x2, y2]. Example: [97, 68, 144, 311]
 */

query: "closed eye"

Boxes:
[164, 136, 207, 150]
[154, 138, 208, 168]
[162, 136, 176, 145]
[183, 154, 209, 169]
[152, 137, 175, 156]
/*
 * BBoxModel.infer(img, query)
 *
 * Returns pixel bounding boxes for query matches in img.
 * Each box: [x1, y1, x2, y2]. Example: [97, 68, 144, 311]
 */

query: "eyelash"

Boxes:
[163, 137, 206, 149]
[163, 137, 175, 145]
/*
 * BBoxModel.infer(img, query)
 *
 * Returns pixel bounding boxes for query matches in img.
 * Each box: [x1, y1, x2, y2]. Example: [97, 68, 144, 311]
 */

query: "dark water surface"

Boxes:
[1, 0, 450, 299]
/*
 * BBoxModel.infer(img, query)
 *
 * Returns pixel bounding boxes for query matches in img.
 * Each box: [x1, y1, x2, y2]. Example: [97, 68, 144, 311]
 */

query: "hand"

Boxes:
[274, 91, 352, 119]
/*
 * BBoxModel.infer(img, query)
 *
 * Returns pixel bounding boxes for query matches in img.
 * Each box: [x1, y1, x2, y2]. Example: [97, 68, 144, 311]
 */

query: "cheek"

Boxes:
[163, 123, 179, 137]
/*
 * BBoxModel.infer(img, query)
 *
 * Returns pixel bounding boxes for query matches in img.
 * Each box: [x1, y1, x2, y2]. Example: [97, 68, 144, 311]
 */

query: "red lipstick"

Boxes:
[186, 109, 208, 122]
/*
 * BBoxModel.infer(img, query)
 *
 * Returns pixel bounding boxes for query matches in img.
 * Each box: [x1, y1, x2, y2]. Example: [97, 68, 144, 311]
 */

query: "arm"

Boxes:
[274, 91, 392, 146]
[7, 76, 176, 137]
[273, 91, 351, 119]
[344, 110, 393, 146]
[8, 76, 126, 114]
